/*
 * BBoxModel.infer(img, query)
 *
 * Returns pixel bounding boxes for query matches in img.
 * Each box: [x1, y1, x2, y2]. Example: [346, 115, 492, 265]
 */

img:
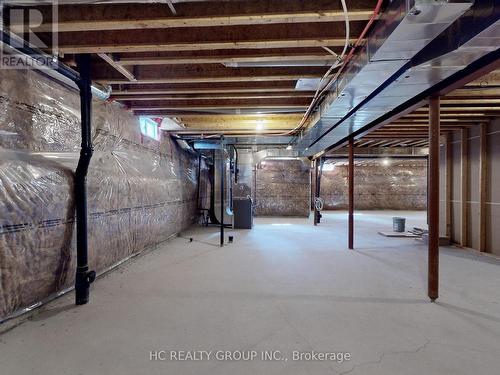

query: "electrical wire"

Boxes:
[283, 0, 384, 140]
[280, 0, 350, 137]
[175, 0, 383, 141]
[321, 46, 338, 58]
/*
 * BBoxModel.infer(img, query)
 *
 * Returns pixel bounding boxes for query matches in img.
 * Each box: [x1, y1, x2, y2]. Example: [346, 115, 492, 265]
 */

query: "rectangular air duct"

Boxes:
[295, 0, 476, 155]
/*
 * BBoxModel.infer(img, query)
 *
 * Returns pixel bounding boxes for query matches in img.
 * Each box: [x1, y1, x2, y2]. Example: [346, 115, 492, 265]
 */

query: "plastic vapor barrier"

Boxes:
[0, 69, 205, 320]
[255, 159, 311, 217]
[320, 159, 427, 210]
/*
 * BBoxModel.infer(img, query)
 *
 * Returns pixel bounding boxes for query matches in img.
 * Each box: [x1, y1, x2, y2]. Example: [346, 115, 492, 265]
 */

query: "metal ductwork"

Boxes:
[1, 31, 112, 100]
[190, 136, 294, 148]
[296, 0, 490, 156]
[212, 147, 234, 226]
[252, 149, 303, 165]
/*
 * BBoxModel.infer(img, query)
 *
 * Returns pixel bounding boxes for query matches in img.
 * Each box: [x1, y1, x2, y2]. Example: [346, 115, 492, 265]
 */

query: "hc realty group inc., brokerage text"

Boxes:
[150, 350, 351, 363]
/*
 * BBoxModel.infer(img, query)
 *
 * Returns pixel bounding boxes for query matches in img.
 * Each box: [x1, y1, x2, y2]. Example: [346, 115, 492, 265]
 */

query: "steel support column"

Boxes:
[75, 54, 96, 305]
[220, 136, 225, 247]
[314, 158, 320, 226]
[428, 96, 440, 301]
[348, 138, 354, 250]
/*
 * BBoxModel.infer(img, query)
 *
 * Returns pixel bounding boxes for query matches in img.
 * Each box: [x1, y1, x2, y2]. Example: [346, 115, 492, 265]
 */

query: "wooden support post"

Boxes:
[348, 138, 354, 250]
[461, 128, 469, 247]
[479, 123, 488, 252]
[428, 96, 440, 301]
[445, 133, 453, 239]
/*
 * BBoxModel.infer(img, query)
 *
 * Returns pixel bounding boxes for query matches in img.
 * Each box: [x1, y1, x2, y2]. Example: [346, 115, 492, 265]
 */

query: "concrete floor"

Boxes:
[1, 211, 500, 375]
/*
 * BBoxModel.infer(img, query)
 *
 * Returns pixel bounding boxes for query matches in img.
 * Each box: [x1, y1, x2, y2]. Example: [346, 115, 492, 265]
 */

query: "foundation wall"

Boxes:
[0, 69, 204, 320]
[319, 159, 427, 210]
[254, 159, 311, 217]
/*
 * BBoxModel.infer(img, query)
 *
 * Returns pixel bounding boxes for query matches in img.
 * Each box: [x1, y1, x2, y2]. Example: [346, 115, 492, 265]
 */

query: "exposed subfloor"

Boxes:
[1, 211, 500, 375]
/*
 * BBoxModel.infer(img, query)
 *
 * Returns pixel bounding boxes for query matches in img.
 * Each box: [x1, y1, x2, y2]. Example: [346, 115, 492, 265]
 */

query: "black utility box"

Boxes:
[233, 197, 253, 229]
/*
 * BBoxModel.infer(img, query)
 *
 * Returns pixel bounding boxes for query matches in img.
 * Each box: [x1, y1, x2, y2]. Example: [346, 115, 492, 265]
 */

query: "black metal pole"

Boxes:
[75, 54, 96, 305]
[314, 159, 319, 226]
[220, 136, 225, 247]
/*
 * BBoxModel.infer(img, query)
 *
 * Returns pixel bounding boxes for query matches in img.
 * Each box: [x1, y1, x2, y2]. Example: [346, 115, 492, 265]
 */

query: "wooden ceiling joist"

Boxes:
[56, 19, 365, 54]
[60, 38, 359, 54]
[111, 81, 301, 95]
[95, 64, 330, 84]
[112, 92, 315, 101]
[38, 10, 375, 33]
[414, 106, 500, 112]
[117, 53, 338, 66]
[402, 113, 491, 118]
[34, 0, 377, 23]
[440, 98, 500, 105]
[19, 1, 497, 144]
[391, 118, 488, 123]
[102, 75, 320, 85]
[132, 104, 308, 111]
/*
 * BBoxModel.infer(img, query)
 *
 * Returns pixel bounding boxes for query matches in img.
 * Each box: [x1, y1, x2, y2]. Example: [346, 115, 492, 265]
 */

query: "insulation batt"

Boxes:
[0, 69, 208, 320]
[319, 160, 427, 210]
[255, 159, 310, 217]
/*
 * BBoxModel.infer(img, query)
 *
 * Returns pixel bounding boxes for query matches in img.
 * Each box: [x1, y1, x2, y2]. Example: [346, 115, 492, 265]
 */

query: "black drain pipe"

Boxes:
[75, 54, 96, 305]
[2, 31, 98, 305]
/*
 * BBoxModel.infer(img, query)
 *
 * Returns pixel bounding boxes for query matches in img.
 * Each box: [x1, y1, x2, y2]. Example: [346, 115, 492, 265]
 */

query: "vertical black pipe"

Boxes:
[220, 136, 225, 247]
[313, 159, 319, 226]
[75, 54, 95, 305]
